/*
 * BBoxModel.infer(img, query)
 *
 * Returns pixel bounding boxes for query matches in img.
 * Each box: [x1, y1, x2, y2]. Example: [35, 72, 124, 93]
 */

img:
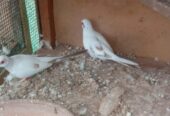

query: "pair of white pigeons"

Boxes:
[0, 18, 138, 82]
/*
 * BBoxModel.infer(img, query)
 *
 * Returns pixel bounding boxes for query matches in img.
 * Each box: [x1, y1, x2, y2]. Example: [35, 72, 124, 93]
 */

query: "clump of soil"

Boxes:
[0, 44, 170, 116]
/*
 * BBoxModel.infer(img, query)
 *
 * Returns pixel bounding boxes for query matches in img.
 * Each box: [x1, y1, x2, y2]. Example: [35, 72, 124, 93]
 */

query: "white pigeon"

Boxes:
[0, 50, 86, 82]
[81, 19, 139, 66]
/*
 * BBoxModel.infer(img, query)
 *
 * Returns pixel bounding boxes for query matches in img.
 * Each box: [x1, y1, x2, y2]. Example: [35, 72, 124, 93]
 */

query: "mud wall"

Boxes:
[53, 0, 170, 62]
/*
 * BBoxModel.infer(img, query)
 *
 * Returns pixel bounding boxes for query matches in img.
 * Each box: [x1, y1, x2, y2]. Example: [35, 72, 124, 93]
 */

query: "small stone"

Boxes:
[107, 73, 111, 76]
[94, 73, 98, 77]
[67, 92, 72, 95]
[68, 46, 72, 50]
[154, 57, 159, 62]
[79, 105, 87, 115]
[167, 62, 170, 65]
[29, 91, 37, 98]
[70, 73, 74, 77]
[105, 80, 110, 84]
[166, 107, 170, 112]
[66, 80, 72, 85]
[126, 112, 132, 116]
[145, 76, 149, 80]
[49, 88, 57, 95]
[80, 60, 86, 71]
[144, 111, 148, 114]
[58, 94, 62, 98]
[126, 75, 135, 82]
[60, 67, 64, 71]
[60, 102, 64, 105]
[0, 106, 4, 111]
[64, 61, 70, 69]
[158, 93, 164, 98]
[164, 80, 168, 84]
[67, 69, 71, 73]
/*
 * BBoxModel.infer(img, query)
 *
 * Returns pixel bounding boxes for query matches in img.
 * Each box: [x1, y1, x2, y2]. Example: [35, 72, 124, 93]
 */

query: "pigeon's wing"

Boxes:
[9, 55, 52, 78]
[94, 31, 113, 52]
[87, 32, 114, 60]
[89, 36, 107, 59]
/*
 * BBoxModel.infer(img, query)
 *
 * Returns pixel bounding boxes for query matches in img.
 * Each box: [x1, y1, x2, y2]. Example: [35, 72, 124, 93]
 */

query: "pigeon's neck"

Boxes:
[4, 58, 13, 71]
[83, 27, 95, 35]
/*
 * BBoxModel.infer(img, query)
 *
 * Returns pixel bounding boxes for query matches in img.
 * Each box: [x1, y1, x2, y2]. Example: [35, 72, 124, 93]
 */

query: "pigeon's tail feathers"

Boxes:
[53, 49, 87, 63]
[110, 54, 139, 66]
[39, 49, 87, 63]
[38, 56, 63, 63]
[61, 49, 87, 59]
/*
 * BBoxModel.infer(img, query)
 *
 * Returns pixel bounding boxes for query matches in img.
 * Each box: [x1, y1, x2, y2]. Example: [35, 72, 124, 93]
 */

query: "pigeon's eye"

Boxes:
[0, 60, 5, 64]
[82, 23, 85, 28]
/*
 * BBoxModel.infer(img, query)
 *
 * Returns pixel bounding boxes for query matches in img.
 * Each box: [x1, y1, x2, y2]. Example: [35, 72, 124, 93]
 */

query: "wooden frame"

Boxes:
[37, 0, 56, 48]
[18, 0, 33, 53]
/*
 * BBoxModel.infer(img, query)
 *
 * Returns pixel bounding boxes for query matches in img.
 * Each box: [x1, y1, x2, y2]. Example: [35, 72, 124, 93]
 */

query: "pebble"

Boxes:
[79, 105, 87, 115]
[0, 106, 4, 111]
[158, 93, 164, 98]
[166, 107, 170, 112]
[58, 94, 62, 98]
[80, 60, 86, 71]
[145, 76, 149, 80]
[66, 80, 72, 85]
[126, 112, 132, 116]
[105, 79, 110, 84]
[154, 57, 159, 62]
[64, 61, 70, 69]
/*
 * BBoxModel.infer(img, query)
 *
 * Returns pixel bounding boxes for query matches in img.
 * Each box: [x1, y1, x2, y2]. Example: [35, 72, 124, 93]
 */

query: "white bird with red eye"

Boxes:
[0, 50, 86, 82]
[81, 19, 139, 66]
[0, 55, 62, 82]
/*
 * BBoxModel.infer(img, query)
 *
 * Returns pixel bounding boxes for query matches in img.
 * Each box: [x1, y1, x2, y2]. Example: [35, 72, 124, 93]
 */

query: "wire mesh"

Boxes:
[158, 0, 170, 6]
[24, 0, 40, 52]
[0, 0, 25, 55]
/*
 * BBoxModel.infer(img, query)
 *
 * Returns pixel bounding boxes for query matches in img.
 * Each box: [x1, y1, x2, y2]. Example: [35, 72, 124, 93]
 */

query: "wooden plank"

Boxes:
[53, 0, 170, 62]
[37, 0, 56, 48]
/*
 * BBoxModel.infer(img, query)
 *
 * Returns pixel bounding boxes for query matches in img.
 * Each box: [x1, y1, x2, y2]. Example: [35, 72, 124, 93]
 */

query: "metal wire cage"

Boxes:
[0, 0, 40, 83]
[0, 0, 25, 55]
[158, 0, 170, 5]
[0, 0, 40, 55]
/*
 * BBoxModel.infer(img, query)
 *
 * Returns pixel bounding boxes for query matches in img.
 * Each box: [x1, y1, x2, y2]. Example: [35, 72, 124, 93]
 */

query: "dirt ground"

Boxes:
[0, 44, 170, 116]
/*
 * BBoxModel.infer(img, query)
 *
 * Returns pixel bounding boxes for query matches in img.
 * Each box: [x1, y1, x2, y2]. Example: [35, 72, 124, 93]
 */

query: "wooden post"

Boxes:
[37, 0, 56, 48]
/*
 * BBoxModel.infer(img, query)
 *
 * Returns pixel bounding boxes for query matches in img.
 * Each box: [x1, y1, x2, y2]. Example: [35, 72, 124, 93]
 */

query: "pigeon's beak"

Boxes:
[81, 22, 84, 28]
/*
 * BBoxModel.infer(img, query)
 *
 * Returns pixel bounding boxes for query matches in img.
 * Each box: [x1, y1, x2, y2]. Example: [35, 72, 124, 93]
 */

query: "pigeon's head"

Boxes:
[0, 55, 10, 67]
[81, 19, 93, 30]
